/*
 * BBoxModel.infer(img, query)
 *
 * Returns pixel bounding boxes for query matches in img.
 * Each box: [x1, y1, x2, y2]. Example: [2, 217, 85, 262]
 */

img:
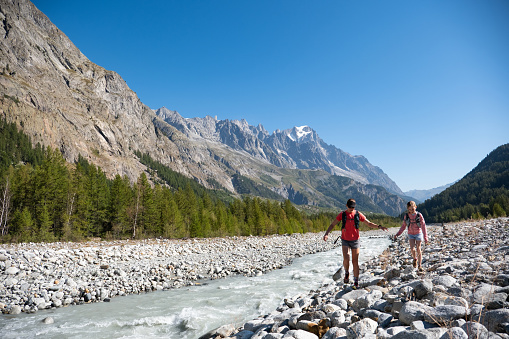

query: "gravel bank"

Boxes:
[202, 218, 509, 339]
[0, 232, 346, 315]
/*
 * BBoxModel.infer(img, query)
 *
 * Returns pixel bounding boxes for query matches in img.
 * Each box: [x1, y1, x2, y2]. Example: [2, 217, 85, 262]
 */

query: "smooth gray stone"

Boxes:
[390, 329, 437, 339]
[9, 305, 22, 314]
[330, 310, 346, 328]
[495, 274, 509, 287]
[384, 267, 401, 280]
[215, 324, 235, 337]
[473, 283, 501, 304]
[322, 327, 346, 339]
[281, 329, 319, 339]
[265, 334, 284, 339]
[5, 267, 20, 275]
[439, 327, 468, 339]
[363, 309, 381, 321]
[351, 290, 382, 312]
[42, 317, 54, 324]
[231, 330, 255, 339]
[432, 275, 457, 288]
[461, 321, 489, 339]
[413, 280, 433, 299]
[251, 330, 268, 339]
[244, 319, 267, 332]
[378, 313, 393, 328]
[423, 305, 468, 324]
[399, 301, 432, 325]
[372, 299, 389, 312]
[337, 289, 367, 301]
[410, 320, 439, 330]
[345, 318, 377, 339]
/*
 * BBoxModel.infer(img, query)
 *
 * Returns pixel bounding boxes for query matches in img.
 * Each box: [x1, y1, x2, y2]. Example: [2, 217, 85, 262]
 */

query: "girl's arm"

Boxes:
[394, 221, 407, 238]
[420, 213, 429, 242]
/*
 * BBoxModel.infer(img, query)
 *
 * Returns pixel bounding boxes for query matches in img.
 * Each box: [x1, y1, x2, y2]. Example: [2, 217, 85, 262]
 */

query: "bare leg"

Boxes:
[342, 246, 350, 276]
[409, 238, 417, 260]
[352, 248, 360, 278]
[415, 240, 422, 267]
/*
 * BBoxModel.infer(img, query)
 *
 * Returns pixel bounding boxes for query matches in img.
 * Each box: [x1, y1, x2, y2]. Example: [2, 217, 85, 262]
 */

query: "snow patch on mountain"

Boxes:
[286, 126, 312, 142]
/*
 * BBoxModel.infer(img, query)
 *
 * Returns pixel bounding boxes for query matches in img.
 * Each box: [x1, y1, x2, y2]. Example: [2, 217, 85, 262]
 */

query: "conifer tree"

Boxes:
[38, 203, 55, 242]
[11, 207, 35, 242]
[109, 174, 132, 239]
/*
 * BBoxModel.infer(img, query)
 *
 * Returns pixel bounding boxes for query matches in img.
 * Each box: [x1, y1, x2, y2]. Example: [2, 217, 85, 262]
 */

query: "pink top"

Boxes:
[395, 212, 428, 242]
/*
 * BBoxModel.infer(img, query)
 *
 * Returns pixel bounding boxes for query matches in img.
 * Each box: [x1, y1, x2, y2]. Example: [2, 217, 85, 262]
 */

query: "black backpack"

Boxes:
[342, 210, 360, 230]
[404, 212, 422, 228]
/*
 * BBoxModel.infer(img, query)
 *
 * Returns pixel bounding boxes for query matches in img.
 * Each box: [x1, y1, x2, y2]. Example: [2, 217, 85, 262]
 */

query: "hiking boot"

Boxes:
[418, 266, 424, 272]
[353, 280, 359, 289]
[343, 272, 350, 284]
[412, 259, 417, 268]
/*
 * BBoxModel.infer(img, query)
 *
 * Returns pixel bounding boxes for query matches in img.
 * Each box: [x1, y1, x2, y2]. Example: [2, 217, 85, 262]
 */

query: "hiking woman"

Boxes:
[323, 198, 388, 288]
[394, 201, 429, 272]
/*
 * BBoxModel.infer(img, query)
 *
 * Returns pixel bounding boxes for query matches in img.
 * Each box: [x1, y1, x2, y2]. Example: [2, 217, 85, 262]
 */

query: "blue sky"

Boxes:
[32, 0, 509, 192]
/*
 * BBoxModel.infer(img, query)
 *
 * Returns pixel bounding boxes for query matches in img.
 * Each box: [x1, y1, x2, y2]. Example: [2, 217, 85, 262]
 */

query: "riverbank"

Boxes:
[0, 230, 357, 315]
[203, 218, 509, 339]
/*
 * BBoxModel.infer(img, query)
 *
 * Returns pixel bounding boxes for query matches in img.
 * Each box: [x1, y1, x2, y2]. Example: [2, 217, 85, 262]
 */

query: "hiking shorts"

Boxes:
[341, 239, 360, 249]
[408, 233, 424, 241]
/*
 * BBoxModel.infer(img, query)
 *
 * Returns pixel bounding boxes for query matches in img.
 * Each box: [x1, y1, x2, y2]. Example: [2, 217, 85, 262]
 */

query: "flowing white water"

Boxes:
[0, 236, 391, 339]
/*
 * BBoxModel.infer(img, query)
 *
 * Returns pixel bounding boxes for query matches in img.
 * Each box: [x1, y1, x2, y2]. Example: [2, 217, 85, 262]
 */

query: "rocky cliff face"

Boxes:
[0, 0, 157, 181]
[0, 0, 230, 188]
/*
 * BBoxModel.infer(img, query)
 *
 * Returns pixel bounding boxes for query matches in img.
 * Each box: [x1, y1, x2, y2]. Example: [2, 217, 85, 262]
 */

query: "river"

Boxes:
[0, 236, 391, 339]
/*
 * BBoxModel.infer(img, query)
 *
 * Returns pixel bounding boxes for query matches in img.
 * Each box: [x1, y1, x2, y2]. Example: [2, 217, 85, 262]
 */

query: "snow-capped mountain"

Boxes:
[154, 107, 403, 195]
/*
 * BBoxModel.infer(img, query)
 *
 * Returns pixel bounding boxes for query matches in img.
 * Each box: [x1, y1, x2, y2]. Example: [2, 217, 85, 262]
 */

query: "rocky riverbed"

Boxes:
[202, 218, 509, 339]
[0, 232, 337, 315]
[1, 218, 509, 339]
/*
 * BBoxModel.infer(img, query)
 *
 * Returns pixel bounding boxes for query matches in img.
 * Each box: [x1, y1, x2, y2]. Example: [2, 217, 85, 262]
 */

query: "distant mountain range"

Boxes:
[0, 0, 414, 216]
[154, 107, 403, 195]
[404, 182, 455, 202]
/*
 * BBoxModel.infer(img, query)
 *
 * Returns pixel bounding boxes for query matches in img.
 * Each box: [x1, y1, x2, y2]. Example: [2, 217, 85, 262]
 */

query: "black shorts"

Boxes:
[341, 239, 360, 249]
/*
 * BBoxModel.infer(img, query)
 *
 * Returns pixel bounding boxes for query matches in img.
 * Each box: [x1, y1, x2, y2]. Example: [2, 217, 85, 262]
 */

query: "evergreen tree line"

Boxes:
[0, 120, 402, 242]
[418, 144, 509, 223]
[0, 147, 328, 242]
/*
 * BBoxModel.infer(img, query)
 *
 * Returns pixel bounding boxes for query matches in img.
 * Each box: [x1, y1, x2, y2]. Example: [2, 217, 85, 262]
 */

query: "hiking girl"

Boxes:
[394, 201, 429, 272]
[323, 198, 388, 288]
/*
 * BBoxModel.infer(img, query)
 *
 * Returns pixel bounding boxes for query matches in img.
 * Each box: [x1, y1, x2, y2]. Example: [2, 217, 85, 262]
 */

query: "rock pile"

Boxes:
[204, 218, 509, 339]
[0, 233, 334, 315]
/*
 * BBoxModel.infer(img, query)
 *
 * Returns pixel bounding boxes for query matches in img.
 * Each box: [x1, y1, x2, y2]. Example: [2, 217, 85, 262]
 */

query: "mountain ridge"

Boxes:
[418, 143, 509, 222]
[404, 182, 456, 202]
[154, 107, 404, 196]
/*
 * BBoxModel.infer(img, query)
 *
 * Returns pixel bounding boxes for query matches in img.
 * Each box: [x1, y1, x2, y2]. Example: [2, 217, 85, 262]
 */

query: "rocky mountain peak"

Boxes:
[154, 107, 403, 195]
[284, 125, 314, 143]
